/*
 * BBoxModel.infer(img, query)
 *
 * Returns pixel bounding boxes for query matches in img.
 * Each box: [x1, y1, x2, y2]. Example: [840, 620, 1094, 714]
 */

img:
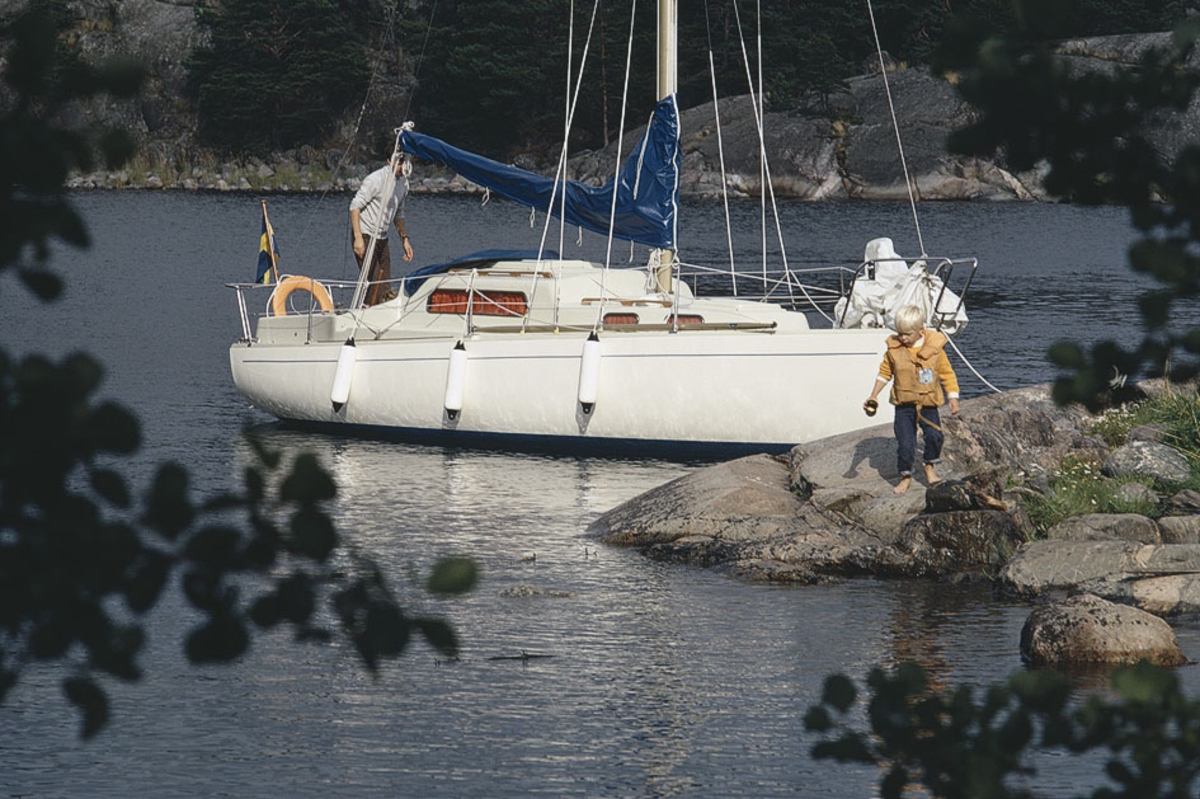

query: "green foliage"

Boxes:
[935, 0, 1200, 409]
[807, 661, 1200, 798]
[0, 0, 143, 295]
[397, 0, 1188, 158]
[400, 0, 632, 157]
[746, 3, 862, 110]
[189, 0, 370, 153]
[1088, 399, 1160, 447]
[1021, 454, 1162, 535]
[1022, 386, 1200, 533]
[1151, 388, 1200, 469]
[427, 556, 480, 595]
[1, 3, 474, 739]
[1087, 387, 1200, 464]
[1, 347, 473, 736]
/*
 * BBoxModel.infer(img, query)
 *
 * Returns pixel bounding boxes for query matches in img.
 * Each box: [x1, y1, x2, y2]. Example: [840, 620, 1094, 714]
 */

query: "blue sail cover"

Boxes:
[400, 96, 680, 250]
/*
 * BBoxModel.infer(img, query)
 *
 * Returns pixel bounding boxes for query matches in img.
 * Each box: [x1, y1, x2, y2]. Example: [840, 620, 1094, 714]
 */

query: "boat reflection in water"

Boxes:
[229, 430, 1007, 796]
[233, 426, 689, 576]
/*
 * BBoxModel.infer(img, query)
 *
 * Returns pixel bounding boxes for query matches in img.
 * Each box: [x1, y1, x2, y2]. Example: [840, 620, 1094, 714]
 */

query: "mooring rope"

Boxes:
[946, 334, 1002, 394]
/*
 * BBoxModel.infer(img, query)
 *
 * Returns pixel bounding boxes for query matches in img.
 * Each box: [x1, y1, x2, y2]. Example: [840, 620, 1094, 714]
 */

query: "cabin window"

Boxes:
[667, 314, 704, 325]
[427, 289, 528, 317]
[603, 312, 639, 325]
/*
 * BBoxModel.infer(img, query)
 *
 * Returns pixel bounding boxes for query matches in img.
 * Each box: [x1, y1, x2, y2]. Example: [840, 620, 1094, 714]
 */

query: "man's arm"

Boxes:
[395, 218, 412, 262]
[350, 208, 365, 257]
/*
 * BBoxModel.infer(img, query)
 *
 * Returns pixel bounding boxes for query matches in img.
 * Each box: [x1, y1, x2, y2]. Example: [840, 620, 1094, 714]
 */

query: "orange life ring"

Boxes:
[270, 275, 334, 316]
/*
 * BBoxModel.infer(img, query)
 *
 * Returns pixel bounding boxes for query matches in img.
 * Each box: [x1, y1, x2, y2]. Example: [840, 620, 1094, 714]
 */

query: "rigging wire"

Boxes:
[728, 0, 806, 309]
[334, 2, 403, 282]
[401, 0, 441, 122]
[861, 3, 1001, 392]
[527, 0, 601, 332]
[282, 0, 425, 280]
[729, 0, 825, 318]
[755, 0, 766, 291]
[728, 1, 766, 284]
[595, 0, 642, 335]
[865, 0, 926, 257]
[560, 0, 577, 260]
[702, 0, 737, 296]
[335, 5, 403, 194]
[534, 0, 601, 265]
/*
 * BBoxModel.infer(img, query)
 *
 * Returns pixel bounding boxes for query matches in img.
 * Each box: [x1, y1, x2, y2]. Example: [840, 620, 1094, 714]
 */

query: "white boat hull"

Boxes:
[230, 326, 894, 455]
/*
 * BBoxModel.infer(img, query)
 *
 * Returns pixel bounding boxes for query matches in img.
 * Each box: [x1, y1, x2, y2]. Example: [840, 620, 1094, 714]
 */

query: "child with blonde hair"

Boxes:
[864, 305, 960, 494]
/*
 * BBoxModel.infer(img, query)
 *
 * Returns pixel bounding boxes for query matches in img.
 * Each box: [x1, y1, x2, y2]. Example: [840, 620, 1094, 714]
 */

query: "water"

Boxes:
[3, 192, 1199, 797]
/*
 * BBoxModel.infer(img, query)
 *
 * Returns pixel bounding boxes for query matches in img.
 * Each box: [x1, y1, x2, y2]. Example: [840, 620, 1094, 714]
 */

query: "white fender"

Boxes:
[444, 341, 468, 419]
[577, 332, 601, 414]
[330, 338, 357, 412]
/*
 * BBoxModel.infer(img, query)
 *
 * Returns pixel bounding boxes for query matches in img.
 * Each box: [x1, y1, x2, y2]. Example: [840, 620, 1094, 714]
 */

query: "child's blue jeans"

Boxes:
[894, 404, 943, 477]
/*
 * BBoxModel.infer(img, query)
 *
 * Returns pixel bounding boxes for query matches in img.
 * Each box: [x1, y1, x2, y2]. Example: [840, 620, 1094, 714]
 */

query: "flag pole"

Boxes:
[261, 199, 279, 283]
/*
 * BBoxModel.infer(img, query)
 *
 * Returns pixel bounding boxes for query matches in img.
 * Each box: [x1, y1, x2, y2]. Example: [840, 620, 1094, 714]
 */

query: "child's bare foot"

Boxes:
[894, 476, 912, 494]
[924, 463, 941, 485]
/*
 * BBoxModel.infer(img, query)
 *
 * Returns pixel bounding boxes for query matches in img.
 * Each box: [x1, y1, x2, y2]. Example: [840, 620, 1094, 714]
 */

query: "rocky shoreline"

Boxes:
[33, 1, 1198, 202]
[63, 69, 1047, 201]
[588, 382, 1200, 668]
[60, 26, 1200, 203]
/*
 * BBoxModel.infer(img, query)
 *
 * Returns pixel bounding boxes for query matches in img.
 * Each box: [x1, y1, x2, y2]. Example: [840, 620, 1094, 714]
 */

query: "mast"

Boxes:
[655, 0, 677, 293]
[656, 0, 676, 101]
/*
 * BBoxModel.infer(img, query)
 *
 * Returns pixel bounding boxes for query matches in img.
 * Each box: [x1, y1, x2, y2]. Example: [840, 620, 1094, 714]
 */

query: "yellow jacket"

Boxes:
[878, 330, 959, 408]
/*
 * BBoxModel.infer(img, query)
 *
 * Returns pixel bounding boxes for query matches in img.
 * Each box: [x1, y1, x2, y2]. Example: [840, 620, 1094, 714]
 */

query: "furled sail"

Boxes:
[400, 96, 680, 250]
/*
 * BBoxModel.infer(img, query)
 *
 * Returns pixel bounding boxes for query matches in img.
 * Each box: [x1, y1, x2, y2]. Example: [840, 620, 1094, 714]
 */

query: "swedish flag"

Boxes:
[256, 202, 280, 284]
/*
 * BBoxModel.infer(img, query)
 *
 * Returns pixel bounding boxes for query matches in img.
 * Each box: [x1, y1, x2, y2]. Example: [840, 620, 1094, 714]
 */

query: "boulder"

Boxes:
[892, 510, 1025, 577]
[570, 67, 1027, 201]
[923, 478, 1008, 513]
[1102, 440, 1191, 485]
[1019, 593, 1186, 666]
[1169, 489, 1200, 512]
[1159, 515, 1200, 545]
[592, 384, 1104, 582]
[841, 68, 979, 200]
[1126, 423, 1168, 443]
[1076, 573, 1200, 616]
[1044, 513, 1161, 544]
[1000, 540, 1200, 598]
[938, 386, 1095, 478]
[852, 493, 927, 546]
[1001, 540, 1133, 596]
[1114, 481, 1159, 506]
[589, 454, 832, 547]
[587, 379, 1193, 595]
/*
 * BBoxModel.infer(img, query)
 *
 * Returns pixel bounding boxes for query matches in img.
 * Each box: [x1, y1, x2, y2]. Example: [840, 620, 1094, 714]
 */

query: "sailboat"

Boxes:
[228, 0, 975, 457]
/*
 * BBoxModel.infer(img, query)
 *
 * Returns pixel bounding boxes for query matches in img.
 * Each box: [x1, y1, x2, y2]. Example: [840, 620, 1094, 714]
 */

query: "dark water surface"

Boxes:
[3, 192, 1199, 797]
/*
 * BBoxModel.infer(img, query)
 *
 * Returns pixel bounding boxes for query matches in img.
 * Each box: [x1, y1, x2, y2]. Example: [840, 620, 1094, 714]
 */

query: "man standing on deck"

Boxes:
[349, 156, 413, 306]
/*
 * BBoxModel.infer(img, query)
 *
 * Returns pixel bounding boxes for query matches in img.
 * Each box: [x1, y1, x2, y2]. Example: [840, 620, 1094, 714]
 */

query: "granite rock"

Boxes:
[1020, 593, 1186, 666]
